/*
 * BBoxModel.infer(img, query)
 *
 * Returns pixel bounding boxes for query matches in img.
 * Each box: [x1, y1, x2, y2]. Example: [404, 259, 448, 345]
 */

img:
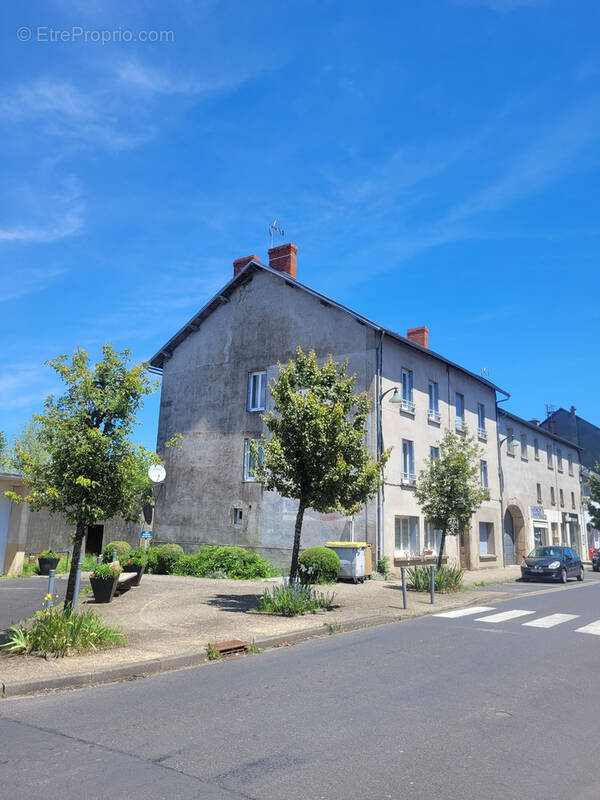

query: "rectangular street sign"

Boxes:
[140, 530, 153, 539]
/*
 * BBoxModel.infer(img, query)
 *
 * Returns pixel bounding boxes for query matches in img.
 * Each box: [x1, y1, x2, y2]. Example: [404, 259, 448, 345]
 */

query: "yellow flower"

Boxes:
[44, 593, 52, 601]
[44, 610, 51, 616]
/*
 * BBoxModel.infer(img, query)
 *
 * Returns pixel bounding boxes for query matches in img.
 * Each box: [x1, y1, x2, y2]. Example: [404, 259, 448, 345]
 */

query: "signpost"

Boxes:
[143, 466, 166, 548]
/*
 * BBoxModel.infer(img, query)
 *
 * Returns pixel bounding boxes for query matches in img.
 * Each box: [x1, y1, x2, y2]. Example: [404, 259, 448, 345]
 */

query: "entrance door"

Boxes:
[86, 524, 104, 555]
[504, 510, 516, 565]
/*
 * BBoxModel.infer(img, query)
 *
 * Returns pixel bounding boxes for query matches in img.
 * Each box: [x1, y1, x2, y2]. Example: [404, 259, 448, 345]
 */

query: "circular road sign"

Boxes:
[148, 464, 166, 483]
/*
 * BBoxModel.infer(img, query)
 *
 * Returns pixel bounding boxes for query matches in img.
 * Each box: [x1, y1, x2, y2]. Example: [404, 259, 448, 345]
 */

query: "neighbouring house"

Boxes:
[497, 411, 584, 564]
[0, 470, 144, 575]
[540, 407, 600, 552]
[150, 243, 511, 572]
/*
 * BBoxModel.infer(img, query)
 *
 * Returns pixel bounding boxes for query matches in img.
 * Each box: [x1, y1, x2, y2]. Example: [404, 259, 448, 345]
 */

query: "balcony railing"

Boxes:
[477, 427, 487, 441]
[428, 408, 441, 423]
[400, 398, 415, 414]
[455, 418, 465, 432]
[402, 472, 417, 487]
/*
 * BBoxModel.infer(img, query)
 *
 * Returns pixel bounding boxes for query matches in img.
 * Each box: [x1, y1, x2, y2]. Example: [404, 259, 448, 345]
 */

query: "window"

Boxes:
[243, 439, 263, 481]
[547, 444, 553, 469]
[428, 380, 440, 422]
[247, 371, 267, 411]
[551, 522, 559, 544]
[395, 516, 419, 555]
[401, 369, 415, 413]
[534, 438, 540, 460]
[536, 483, 542, 504]
[480, 459, 488, 489]
[557, 448, 563, 473]
[506, 426, 516, 456]
[402, 440, 416, 485]
[520, 433, 528, 461]
[479, 522, 495, 556]
[455, 393, 465, 431]
[233, 508, 243, 525]
[559, 489, 564, 507]
[571, 491, 576, 510]
[568, 454, 574, 476]
[424, 522, 442, 552]
[477, 403, 486, 440]
[550, 486, 556, 505]
[430, 446, 440, 460]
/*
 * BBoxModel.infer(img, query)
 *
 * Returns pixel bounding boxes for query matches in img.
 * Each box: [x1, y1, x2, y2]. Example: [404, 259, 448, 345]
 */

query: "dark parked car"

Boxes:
[521, 546, 584, 584]
[592, 549, 600, 572]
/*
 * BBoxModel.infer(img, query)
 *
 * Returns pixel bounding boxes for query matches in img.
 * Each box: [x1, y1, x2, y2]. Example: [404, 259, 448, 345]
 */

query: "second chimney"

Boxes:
[407, 326, 429, 348]
[233, 254, 260, 277]
[268, 242, 298, 279]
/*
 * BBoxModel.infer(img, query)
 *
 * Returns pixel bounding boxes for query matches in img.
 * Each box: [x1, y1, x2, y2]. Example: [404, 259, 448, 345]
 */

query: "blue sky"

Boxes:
[1, 0, 599, 449]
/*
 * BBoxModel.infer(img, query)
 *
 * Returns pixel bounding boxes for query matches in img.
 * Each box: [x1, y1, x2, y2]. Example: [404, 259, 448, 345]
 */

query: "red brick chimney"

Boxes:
[407, 326, 429, 348]
[233, 254, 260, 277]
[268, 242, 298, 279]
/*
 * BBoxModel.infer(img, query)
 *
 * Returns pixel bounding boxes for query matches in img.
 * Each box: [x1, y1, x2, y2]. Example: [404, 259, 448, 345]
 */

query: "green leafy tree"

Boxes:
[0, 431, 11, 471]
[253, 347, 389, 580]
[415, 428, 489, 569]
[586, 466, 600, 531]
[7, 344, 165, 608]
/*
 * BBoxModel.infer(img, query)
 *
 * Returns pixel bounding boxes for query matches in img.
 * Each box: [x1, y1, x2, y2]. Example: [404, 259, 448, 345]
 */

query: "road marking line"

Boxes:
[522, 614, 579, 628]
[433, 606, 496, 618]
[575, 620, 600, 636]
[475, 609, 536, 623]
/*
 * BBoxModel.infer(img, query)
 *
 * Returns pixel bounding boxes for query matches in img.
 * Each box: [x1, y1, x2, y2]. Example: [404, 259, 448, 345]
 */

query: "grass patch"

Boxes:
[256, 585, 336, 616]
[2, 607, 124, 658]
[205, 643, 222, 661]
[406, 565, 464, 593]
[324, 622, 342, 635]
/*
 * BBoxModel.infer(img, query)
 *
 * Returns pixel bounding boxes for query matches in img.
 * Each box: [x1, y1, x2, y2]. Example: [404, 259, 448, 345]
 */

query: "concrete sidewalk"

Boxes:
[463, 565, 522, 585]
[0, 574, 510, 696]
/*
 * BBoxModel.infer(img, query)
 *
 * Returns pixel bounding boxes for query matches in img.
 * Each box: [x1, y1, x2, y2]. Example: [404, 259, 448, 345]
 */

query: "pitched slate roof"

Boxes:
[149, 260, 509, 396]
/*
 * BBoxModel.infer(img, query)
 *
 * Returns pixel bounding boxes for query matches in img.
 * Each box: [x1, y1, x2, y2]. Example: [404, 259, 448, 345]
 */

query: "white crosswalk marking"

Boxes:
[433, 606, 496, 619]
[575, 620, 600, 636]
[475, 609, 535, 623]
[522, 614, 579, 628]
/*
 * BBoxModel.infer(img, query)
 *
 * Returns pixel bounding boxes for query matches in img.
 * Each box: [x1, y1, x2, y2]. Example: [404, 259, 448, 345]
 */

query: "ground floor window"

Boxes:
[424, 522, 442, 553]
[479, 522, 495, 556]
[243, 439, 263, 481]
[533, 525, 547, 548]
[395, 516, 419, 556]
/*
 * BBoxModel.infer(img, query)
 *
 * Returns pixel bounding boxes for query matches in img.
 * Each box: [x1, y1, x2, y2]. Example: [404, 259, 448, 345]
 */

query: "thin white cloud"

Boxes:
[0, 365, 58, 411]
[115, 60, 255, 98]
[0, 267, 65, 303]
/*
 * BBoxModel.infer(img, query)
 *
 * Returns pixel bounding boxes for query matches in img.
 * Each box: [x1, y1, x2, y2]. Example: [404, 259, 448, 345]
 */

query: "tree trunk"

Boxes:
[437, 531, 447, 571]
[289, 500, 306, 581]
[64, 523, 86, 611]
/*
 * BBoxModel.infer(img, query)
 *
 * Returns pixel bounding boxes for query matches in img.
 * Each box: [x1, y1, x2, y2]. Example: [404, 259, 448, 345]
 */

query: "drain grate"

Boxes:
[211, 640, 249, 658]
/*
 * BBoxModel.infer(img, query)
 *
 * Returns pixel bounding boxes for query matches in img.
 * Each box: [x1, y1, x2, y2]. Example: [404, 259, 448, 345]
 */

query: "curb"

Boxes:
[0, 593, 508, 699]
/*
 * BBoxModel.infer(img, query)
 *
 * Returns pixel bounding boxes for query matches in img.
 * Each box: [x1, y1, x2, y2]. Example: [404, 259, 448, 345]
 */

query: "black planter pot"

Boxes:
[38, 557, 60, 576]
[122, 563, 145, 586]
[90, 576, 119, 603]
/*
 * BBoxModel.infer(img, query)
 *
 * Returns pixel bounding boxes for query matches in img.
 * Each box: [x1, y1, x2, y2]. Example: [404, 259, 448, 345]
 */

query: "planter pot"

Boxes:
[122, 563, 145, 586]
[38, 557, 60, 576]
[90, 576, 119, 603]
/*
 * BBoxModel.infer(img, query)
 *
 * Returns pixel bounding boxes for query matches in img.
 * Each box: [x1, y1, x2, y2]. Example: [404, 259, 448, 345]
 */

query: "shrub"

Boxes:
[81, 553, 100, 572]
[377, 555, 391, 580]
[90, 563, 122, 580]
[122, 547, 148, 567]
[102, 540, 132, 563]
[2, 607, 124, 658]
[154, 543, 185, 574]
[298, 547, 340, 584]
[256, 584, 336, 616]
[406, 565, 464, 593]
[145, 545, 160, 573]
[173, 545, 278, 580]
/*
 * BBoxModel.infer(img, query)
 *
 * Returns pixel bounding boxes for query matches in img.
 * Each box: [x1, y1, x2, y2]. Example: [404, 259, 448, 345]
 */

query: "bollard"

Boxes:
[430, 565, 435, 604]
[72, 546, 84, 610]
[401, 566, 407, 609]
[45, 569, 56, 611]
[97, 555, 103, 566]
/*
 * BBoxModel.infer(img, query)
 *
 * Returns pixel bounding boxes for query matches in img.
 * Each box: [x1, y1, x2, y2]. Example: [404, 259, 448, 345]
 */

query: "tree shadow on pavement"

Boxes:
[206, 593, 261, 613]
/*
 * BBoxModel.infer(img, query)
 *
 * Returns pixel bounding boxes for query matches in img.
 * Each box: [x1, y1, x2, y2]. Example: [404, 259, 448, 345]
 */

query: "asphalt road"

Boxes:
[0, 576, 89, 630]
[2, 576, 600, 800]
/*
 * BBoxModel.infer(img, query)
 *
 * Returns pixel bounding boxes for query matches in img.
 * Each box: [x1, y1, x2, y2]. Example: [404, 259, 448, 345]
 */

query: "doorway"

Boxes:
[503, 510, 516, 565]
[86, 524, 104, 555]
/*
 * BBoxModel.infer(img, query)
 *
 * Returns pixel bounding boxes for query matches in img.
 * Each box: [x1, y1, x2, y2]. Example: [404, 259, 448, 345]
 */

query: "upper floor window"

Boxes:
[557, 448, 563, 472]
[571, 491, 576, 509]
[477, 403, 487, 440]
[243, 438, 264, 481]
[401, 369, 415, 414]
[534, 438, 540, 460]
[568, 453, 574, 476]
[550, 486, 556, 505]
[480, 459, 488, 489]
[428, 380, 440, 422]
[430, 446, 440, 460]
[247, 371, 267, 411]
[520, 433, 528, 461]
[559, 489, 564, 507]
[536, 483, 542, 504]
[506, 426, 516, 456]
[547, 444, 553, 469]
[455, 393, 465, 431]
[402, 439, 416, 485]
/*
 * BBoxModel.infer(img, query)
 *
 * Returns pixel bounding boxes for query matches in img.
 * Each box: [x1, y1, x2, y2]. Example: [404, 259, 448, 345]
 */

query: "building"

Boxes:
[540, 407, 600, 552]
[498, 411, 584, 563]
[151, 243, 509, 572]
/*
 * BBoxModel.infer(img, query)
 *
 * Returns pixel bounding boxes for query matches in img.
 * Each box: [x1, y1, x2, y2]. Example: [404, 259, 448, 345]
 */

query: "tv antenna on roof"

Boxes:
[269, 218, 284, 248]
[481, 367, 489, 377]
